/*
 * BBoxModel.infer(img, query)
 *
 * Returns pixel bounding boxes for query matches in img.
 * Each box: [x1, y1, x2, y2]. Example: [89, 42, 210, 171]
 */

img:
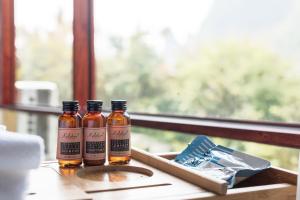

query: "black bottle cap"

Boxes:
[87, 100, 103, 112]
[111, 100, 127, 111]
[62, 100, 79, 112]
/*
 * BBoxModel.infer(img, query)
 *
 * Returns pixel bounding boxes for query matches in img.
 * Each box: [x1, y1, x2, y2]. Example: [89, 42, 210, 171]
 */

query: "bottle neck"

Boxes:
[87, 110, 101, 114]
[112, 109, 126, 113]
[63, 110, 78, 114]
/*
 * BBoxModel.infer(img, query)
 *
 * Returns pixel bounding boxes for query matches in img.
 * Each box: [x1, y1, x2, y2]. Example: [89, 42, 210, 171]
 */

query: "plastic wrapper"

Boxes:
[175, 136, 270, 188]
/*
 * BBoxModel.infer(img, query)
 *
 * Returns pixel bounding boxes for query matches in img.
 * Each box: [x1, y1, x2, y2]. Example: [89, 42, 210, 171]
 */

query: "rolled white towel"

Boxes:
[0, 132, 44, 170]
[0, 132, 44, 200]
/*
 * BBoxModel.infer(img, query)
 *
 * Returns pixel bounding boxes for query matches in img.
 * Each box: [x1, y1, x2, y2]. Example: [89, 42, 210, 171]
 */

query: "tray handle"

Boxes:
[132, 147, 228, 195]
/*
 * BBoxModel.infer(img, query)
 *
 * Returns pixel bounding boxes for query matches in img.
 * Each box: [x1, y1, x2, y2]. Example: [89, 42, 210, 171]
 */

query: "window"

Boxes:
[94, 0, 300, 124]
[95, 0, 300, 170]
[0, 0, 299, 170]
[15, 0, 73, 106]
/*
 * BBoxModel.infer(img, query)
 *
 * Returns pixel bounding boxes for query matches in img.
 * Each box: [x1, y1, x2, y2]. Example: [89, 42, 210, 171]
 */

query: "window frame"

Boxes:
[0, 0, 300, 149]
[0, 0, 15, 105]
[73, 0, 95, 108]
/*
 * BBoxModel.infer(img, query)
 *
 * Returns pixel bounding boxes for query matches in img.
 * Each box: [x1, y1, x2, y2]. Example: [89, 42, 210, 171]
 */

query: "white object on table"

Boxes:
[0, 125, 6, 134]
[0, 132, 44, 170]
[297, 152, 300, 200]
[0, 132, 44, 200]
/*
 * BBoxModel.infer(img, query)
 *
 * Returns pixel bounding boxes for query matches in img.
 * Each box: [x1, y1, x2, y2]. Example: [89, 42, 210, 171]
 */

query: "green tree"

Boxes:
[175, 41, 300, 122]
[97, 31, 171, 111]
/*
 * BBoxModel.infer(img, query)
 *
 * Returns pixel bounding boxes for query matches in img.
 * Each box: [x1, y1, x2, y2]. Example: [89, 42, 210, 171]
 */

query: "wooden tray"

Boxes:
[156, 151, 297, 200]
[26, 148, 297, 200]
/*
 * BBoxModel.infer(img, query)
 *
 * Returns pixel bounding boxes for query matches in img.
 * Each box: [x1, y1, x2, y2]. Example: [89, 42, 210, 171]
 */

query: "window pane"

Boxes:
[94, 0, 300, 123]
[15, 0, 73, 106]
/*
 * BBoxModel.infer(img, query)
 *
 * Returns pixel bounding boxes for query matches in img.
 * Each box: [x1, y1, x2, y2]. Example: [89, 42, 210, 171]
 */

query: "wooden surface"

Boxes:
[168, 183, 296, 200]
[27, 159, 207, 200]
[158, 152, 298, 187]
[26, 152, 297, 200]
[0, 0, 15, 105]
[73, 0, 95, 111]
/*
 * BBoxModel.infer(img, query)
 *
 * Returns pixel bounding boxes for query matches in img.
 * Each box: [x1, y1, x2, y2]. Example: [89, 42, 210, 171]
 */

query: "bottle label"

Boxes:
[108, 125, 131, 156]
[84, 127, 106, 160]
[56, 128, 82, 160]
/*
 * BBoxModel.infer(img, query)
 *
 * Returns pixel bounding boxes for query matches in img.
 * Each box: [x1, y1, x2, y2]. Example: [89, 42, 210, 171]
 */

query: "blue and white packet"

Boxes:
[175, 136, 271, 188]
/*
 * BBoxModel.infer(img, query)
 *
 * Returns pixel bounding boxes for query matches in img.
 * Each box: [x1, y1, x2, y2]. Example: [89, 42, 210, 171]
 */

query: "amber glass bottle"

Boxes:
[57, 101, 82, 168]
[83, 100, 106, 166]
[107, 100, 131, 165]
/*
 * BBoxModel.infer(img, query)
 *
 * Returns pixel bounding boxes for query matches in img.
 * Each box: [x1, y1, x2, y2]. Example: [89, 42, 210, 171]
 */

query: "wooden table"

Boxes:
[26, 149, 297, 200]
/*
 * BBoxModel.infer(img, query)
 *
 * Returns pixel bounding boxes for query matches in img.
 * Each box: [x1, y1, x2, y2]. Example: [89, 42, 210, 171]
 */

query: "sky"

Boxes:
[15, 0, 73, 32]
[94, 0, 213, 43]
[15, 0, 214, 55]
[94, 0, 213, 55]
